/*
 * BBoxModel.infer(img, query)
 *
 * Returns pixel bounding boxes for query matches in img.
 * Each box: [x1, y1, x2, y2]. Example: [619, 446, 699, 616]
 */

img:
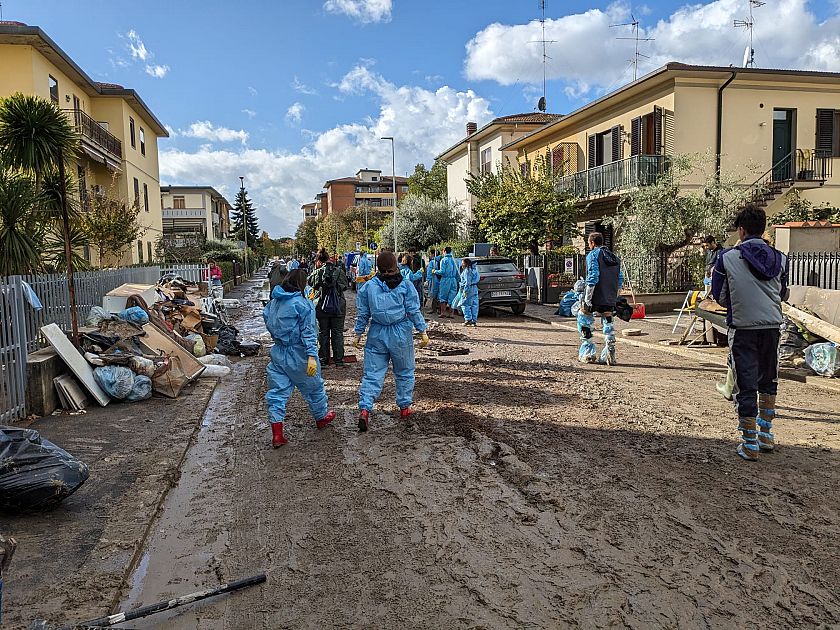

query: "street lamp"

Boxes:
[239, 176, 249, 278]
[381, 136, 397, 252]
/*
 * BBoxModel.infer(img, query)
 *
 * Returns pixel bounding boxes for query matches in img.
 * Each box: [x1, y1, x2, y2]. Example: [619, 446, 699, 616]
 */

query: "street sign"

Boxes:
[369, 242, 378, 251]
[564, 258, 575, 273]
[355, 242, 361, 251]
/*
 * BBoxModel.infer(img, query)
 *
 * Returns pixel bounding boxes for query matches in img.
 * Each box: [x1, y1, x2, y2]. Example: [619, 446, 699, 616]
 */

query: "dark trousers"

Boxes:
[728, 328, 780, 418]
[316, 314, 345, 363]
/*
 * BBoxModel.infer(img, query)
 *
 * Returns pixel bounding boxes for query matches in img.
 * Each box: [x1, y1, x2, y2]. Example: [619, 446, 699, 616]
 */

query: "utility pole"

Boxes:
[381, 136, 397, 251]
[58, 153, 79, 344]
[239, 176, 249, 278]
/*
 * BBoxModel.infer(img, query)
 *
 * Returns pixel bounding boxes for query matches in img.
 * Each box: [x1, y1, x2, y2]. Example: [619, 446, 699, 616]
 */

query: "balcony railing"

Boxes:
[64, 109, 122, 161]
[557, 154, 670, 200]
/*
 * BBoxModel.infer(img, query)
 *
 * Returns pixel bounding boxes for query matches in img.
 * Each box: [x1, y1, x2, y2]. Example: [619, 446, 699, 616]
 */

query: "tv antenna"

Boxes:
[528, 0, 557, 112]
[610, 15, 655, 81]
[734, 0, 765, 67]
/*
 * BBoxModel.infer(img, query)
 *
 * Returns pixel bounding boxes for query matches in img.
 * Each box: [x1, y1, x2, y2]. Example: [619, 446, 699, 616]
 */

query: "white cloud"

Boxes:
[180, 121, 249, 144]
[126, 30, 149, 61]
[324, 0, 392, 23]
[160, 63, 493, 237]
[292, 76, 318, 96]
[464, 0, 840, 99]
[242, 108, 257, 118]
[286, 102, 305, 124]
[248, 86, 258, 97]
[145, 64, 169, 79]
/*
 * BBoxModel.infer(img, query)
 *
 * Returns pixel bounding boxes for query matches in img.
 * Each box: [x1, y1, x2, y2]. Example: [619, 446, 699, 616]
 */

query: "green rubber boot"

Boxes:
[716, 368, 735, 401]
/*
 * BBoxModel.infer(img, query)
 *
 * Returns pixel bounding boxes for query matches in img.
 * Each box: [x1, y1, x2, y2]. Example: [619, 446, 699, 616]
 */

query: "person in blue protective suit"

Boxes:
[578, 232, 623, 365]
[426, 249, 440, 314]
[399, 255, 424, 300]
[263, 269, 336, 447]
[356, 252, 373, 287]
[353, 251, 429, 432]
[434, 246, 459, 319]
[459, 258, 480, 327]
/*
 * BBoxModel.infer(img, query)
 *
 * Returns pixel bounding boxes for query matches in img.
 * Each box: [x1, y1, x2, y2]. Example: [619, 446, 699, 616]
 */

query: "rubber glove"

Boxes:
[583, 284, 595, 314]
[420, 333, 430, 348]
[353, 335, 363, 349]
[307, 356, 317, 377]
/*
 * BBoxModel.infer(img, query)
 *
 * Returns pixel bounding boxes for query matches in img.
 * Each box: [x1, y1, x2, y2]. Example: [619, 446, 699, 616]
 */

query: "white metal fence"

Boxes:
[0, 264, 208, 423]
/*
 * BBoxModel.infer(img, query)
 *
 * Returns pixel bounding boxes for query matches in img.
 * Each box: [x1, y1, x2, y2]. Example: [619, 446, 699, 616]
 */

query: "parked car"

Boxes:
[474, 257, 527, 314]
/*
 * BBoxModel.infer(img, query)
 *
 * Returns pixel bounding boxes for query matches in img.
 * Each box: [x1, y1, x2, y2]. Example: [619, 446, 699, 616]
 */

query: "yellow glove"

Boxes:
[420, 333, 430, 348]
[353, 335, 363, 349]
[307, 356, 317, 377]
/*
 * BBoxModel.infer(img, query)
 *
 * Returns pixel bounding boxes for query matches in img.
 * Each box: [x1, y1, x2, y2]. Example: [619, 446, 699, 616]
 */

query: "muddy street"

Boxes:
[115, 282, 840, 629]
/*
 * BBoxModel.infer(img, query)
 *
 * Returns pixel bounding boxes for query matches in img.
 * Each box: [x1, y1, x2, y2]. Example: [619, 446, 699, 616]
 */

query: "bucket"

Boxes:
[631, 303, 646, 319]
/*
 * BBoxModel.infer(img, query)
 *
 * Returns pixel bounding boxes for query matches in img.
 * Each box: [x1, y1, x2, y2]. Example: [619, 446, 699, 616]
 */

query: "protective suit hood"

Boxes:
[375, 272, 403, 290]
[600, 248, 620, 267]
[271, 285, 302, 300]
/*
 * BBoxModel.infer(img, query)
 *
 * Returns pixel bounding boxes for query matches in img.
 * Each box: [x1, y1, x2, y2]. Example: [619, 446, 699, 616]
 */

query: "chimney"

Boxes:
[466, 121, 478, 136]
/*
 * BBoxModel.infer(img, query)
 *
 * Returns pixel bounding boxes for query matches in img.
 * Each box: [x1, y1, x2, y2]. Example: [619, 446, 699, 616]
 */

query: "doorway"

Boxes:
[772, 109, 794, 181]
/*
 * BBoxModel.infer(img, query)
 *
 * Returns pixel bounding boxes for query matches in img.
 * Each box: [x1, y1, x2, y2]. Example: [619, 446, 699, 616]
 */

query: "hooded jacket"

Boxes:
[585, 246, 624, 309]
[263, 285, 319, 357]
[711, 237, 788, 329]
[307, 261, 349, 316]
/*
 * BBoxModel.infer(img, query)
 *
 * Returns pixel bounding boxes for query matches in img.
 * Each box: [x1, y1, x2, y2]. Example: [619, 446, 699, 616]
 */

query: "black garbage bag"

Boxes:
[216, 325, 241, 355]
[0, 427, 90, 511]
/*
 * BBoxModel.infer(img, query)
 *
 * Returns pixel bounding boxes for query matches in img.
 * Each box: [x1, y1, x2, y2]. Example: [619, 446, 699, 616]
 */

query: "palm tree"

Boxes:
[0, 92, 82, 339]
[0, 169, 44, 276]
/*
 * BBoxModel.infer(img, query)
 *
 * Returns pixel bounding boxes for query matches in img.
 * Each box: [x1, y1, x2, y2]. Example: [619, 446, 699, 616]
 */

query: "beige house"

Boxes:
[436, 114, 562, 225]
[503, 63, 840, 249]
[160, 186, 232, 243]
[0, 21, 169, 266]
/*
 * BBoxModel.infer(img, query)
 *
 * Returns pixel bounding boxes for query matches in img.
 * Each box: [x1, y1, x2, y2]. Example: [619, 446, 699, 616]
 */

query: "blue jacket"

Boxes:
[357, 254, 373, 276]
[354, 276, 427, 335]
[399, 264, 423, 283]
[263, 285, 319, 357]
[436, 253, 459, 279]
[460, 266, 480, 297]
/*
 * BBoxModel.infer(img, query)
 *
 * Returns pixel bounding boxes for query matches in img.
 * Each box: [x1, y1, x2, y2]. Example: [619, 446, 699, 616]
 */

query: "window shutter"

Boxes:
[552, 145, 564, 174]
[653, 106, 664, 155]
[630, 117, 642, 156]
[663, 109, 675, 155]
[520, 160, 530, 178]
[587, 134, 597, 168]
[611, 125, 623, 162]
[816, 109, 835, 156]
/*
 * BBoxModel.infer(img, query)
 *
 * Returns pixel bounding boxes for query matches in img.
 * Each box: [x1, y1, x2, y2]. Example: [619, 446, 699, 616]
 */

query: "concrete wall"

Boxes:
[775, 226, 840, 253]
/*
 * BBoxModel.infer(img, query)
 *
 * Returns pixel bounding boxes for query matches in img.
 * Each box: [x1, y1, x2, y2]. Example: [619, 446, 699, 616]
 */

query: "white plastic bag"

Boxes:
[198, 354, 232, 368]
[199, 364, 231, 378]
[804, 343, 840, 378]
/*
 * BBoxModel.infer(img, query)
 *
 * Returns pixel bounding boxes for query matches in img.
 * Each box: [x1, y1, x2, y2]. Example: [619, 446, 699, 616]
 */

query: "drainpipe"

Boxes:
[715, 71, 737, 178]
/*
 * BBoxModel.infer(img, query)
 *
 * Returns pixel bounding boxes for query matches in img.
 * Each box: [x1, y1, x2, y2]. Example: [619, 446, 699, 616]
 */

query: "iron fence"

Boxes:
[787, 251, 840, 290]
[0, 263, 209, 423]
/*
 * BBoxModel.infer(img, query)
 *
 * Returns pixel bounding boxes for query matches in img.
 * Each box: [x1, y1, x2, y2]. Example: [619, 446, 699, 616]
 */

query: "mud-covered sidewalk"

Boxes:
[120, 289, 840, 628]
[5, 284, 840, 628]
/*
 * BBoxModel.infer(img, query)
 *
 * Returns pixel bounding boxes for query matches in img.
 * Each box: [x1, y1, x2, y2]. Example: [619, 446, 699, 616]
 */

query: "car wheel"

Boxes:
[511, 303, 526, 315]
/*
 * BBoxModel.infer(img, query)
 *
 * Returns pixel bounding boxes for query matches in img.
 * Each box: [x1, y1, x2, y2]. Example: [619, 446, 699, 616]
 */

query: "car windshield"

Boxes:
[477, 262, 518, 274]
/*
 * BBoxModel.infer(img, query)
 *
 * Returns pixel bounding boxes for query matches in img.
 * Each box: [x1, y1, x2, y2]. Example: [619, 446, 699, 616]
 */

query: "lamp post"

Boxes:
[381, 136, 397, 252]
[239, 176, 249, 278]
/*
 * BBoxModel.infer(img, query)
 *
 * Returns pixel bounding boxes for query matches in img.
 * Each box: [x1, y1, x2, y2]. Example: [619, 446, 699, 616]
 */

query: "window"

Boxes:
[137, 240, 144, 263]
[48, 76, 59, 103]
[83, 245, 91, 263]
[143, 183, 149, 212]
[140, 128, 146, 156]
[72, 94, 80, 111]
[133, 178, 140, 206]
[480, 147, 492, 174]
[401, 185, 409, 193]
[631, 107, 674, 157]
[371, 176, 378, 181]
[77, 165, 87, 204]
[129, 117, 136, 148]
[520, 160, 531, 178]
[147, 241, 153, 262]
[816, 109, 840, 157]
[587, 125, 623, 168]
[173, 195, 186, 209]
[551, 145, 566, 174]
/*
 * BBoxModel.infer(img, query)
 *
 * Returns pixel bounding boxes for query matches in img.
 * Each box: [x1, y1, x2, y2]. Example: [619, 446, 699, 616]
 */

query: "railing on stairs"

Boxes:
[741, 149, 832, 211]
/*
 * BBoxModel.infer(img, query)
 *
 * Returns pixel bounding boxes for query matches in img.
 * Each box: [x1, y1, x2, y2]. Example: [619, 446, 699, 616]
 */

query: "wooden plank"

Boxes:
[783, 302, 840, 345]
[138, 323, 205, 380]
[41, 323, 110, 407]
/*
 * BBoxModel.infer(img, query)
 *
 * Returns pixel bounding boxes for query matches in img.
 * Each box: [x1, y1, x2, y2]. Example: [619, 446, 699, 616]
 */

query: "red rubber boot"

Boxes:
[316, 410, 337, 430]
[271, 423, 288, 448]
[399, 407, 413, 419]
[358, 410, 370, 432]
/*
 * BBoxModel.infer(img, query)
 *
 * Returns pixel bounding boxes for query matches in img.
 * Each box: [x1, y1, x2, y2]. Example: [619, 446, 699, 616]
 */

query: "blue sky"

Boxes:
[6, 0, 840, 236]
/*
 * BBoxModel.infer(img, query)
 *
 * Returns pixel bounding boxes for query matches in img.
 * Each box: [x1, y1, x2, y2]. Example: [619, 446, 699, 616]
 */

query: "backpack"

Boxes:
[320, 266, 341, 316]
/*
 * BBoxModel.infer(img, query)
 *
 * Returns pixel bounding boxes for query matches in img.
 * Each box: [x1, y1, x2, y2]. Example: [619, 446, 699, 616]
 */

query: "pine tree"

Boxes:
[230, 187, 260, 247]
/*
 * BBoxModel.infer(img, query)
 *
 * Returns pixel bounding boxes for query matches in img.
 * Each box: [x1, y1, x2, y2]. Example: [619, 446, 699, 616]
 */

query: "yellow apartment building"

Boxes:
[503, 63, 840, 249]
[0, 22, 169, 266]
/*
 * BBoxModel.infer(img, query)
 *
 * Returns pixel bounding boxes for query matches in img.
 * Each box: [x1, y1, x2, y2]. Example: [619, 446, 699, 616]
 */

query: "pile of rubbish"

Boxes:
[780, 302, 840, 378]
[42, 277, 251, 413]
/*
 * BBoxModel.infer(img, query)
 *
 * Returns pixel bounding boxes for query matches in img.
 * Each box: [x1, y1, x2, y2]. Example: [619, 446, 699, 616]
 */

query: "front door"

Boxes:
[772, 109, 793, 181]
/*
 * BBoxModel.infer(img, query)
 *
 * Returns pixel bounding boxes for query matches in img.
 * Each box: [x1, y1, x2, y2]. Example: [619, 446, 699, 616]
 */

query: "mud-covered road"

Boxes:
[119, 285, 840, 629]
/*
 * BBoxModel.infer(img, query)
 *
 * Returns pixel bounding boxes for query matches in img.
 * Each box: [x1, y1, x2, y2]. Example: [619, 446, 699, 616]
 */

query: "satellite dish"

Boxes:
[537, 96, 547, 112]
[742, 45, 752, 68]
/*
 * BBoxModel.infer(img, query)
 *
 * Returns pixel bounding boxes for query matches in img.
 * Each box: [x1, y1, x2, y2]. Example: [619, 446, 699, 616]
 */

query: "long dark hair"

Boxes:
[281, 269, 308, 295]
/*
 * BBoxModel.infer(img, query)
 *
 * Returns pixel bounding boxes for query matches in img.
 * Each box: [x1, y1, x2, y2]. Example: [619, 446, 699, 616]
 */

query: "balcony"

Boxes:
[65, 109, 123, 168]
[557, 154, 670, 201]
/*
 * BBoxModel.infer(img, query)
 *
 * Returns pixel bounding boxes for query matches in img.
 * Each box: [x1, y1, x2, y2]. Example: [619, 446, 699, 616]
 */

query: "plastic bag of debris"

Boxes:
[216, 325, 241, 355]
[198, 353, 232, 368]
[0, 427, 89, 511]
[86, 306, 114, 327]
[804, 343, 840, 378]
[116, 306, 150, 326]
[126, 375, 153, 401]
[93, 365, 135, 399]
[779, 317, 810, 364]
